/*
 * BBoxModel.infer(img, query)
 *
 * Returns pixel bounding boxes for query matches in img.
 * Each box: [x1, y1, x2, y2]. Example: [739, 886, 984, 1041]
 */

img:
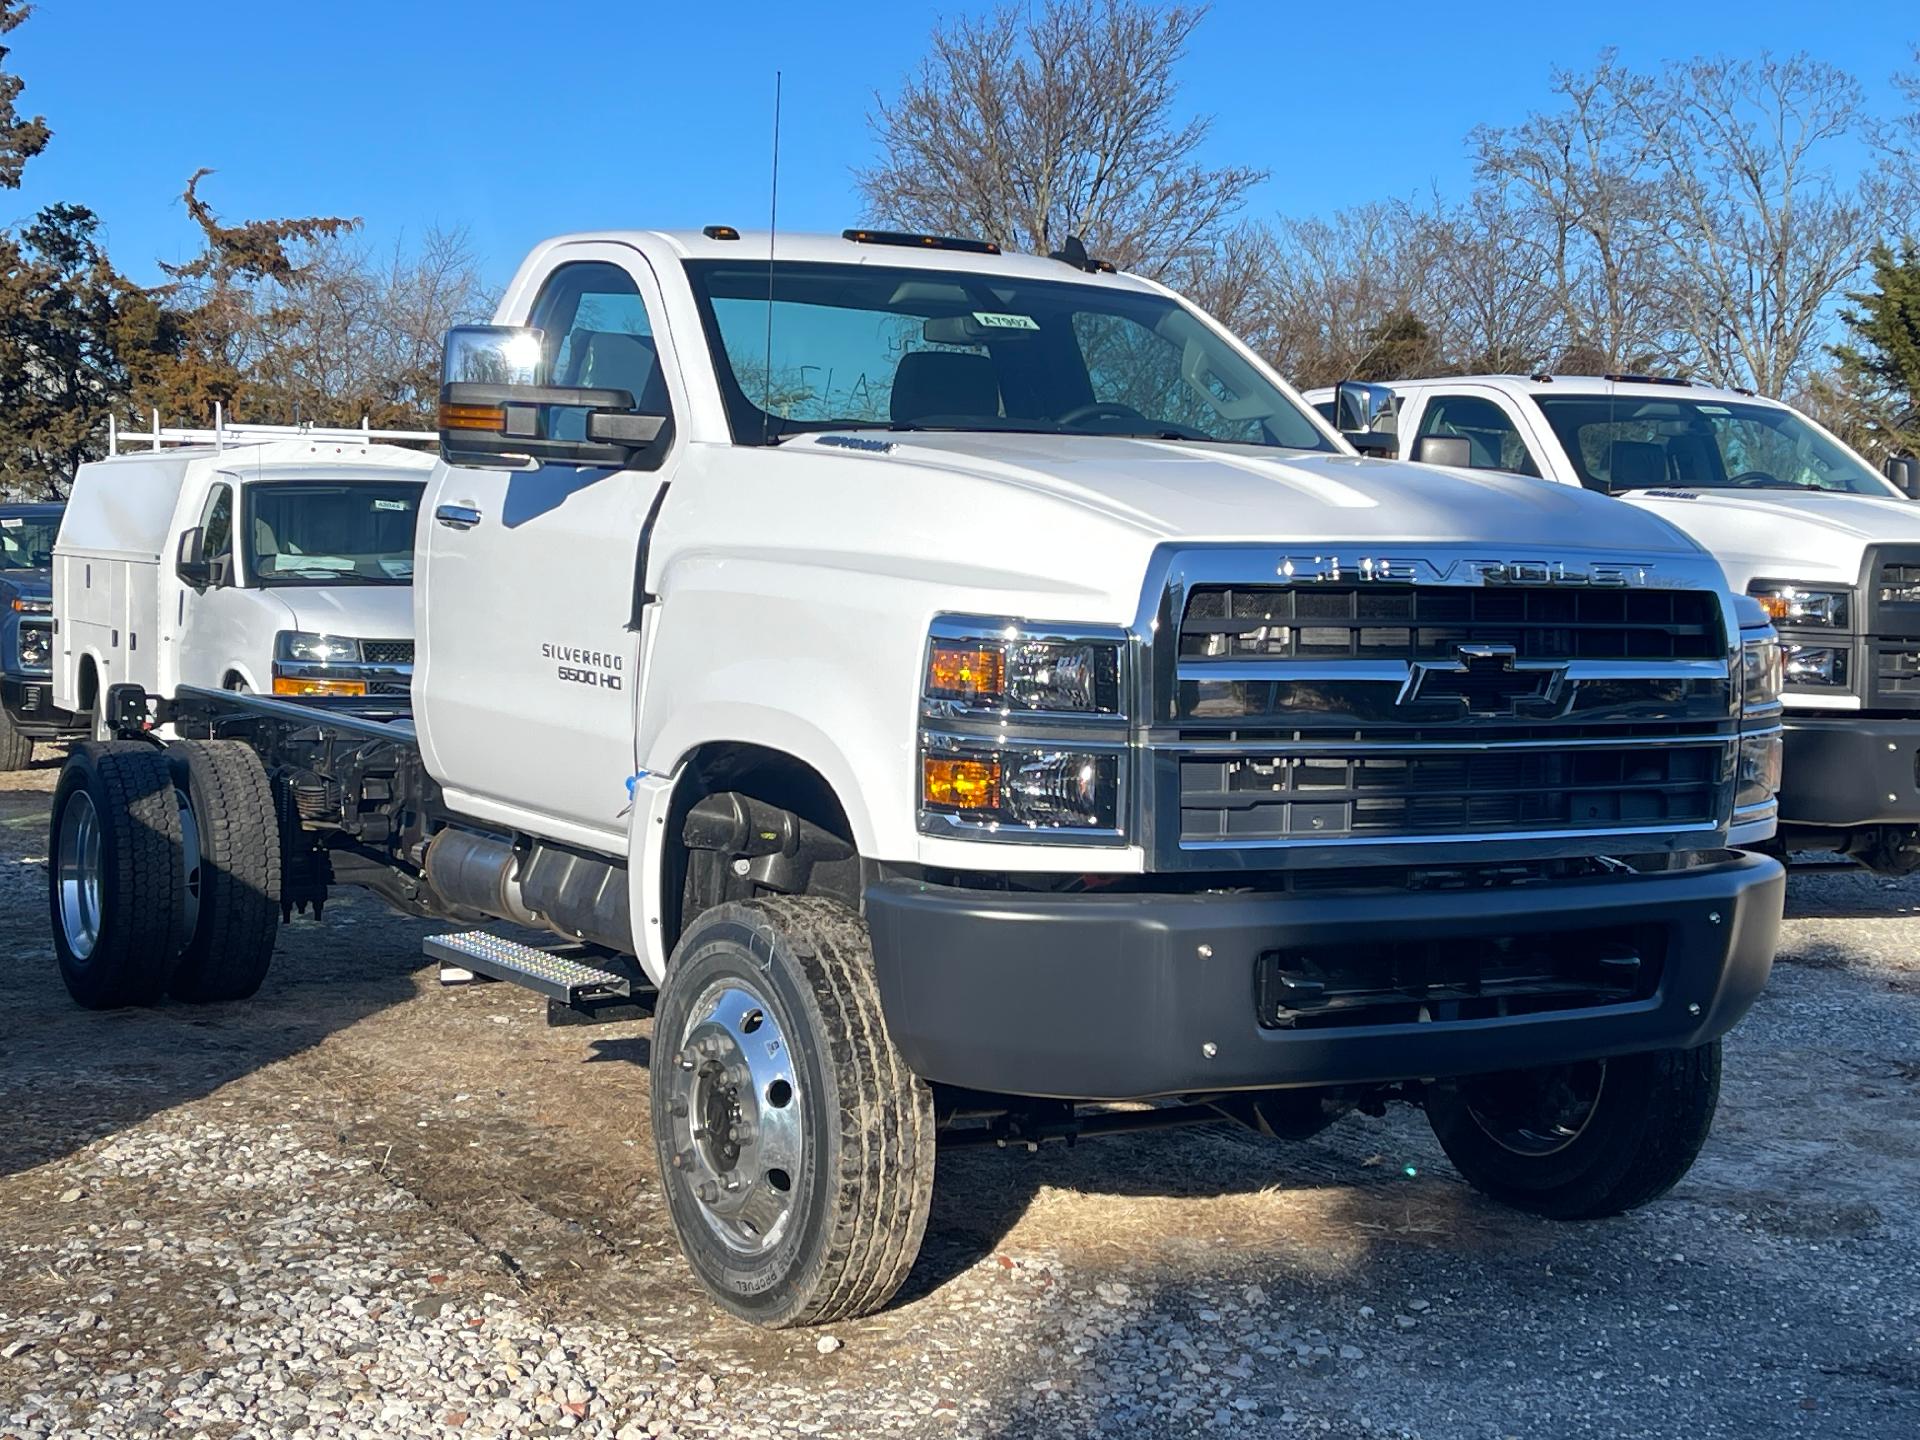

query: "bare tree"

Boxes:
[1473, 56, 1679, 374]
[858, 0, 1263, 276]
[1631, 54, 1888, 395]
[1257, 203, 1428, 388]
[1414, 185, 1561, 376]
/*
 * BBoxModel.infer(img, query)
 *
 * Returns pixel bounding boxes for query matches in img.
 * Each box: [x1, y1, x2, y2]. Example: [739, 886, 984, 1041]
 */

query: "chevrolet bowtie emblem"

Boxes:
[1400, 644, 1568, 717]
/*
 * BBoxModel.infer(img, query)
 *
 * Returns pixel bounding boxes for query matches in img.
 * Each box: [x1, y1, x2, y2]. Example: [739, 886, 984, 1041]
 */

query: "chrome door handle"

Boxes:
[435, 503, 482, 530]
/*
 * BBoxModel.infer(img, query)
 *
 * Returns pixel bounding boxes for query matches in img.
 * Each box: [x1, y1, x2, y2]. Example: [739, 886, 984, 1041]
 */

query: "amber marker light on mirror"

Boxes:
[438, 402, 506, 431]
[923, 757, 1001, 811]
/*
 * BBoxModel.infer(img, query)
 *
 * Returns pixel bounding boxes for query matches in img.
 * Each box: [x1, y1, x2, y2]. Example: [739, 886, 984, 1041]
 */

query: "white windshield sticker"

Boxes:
[1695, 404, 1731, 415]
[0, 518, 20, 529]
[372, 499, 410, 511]
[972, 311, 1039, 331]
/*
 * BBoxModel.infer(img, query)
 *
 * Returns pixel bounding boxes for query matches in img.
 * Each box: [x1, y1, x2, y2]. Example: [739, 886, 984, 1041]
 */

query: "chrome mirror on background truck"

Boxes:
[437, 324, 669, 469]
[1332, 378, 1397, 456]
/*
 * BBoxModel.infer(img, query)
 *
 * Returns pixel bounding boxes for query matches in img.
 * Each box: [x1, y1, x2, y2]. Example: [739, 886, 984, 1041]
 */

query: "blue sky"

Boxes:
[5, 0, 1914, 289]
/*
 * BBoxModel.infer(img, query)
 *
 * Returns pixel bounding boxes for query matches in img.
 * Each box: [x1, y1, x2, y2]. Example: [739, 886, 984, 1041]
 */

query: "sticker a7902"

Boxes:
[972, 311, 1039, 331]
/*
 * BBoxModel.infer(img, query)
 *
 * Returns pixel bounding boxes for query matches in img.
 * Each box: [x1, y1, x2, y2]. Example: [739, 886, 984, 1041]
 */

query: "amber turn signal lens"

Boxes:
[923, 757, 1001, 810]
[273, 677, 368, 697]
[438, 402, 506, 431]
[927, 642, 1005, 701]
[1754, 594, 1791, 621]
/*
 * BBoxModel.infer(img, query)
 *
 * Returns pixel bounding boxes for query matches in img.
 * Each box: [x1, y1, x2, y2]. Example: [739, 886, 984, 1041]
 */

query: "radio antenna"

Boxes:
[761, 70, 783, 444]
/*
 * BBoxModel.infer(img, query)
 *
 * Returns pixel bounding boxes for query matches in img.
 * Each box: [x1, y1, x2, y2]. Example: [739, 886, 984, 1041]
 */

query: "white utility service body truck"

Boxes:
[51, 424, 433, 732]
[52, 229, 1785, 1328]
[1339, 374, 1920, 868]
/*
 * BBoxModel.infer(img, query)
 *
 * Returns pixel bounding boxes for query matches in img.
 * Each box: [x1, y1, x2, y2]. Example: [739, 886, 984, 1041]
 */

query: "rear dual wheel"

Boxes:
[1424, 1042, 1722, 1219]
[650, 897, 936, 1328]
[50, 740, 280, 1009]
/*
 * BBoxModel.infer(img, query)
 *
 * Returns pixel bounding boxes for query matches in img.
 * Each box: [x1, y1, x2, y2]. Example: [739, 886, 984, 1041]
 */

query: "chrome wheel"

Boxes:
[662, 979, 803, 1256]
[55, 790, 104, 962]
[1464, 1059, 1608, 1158]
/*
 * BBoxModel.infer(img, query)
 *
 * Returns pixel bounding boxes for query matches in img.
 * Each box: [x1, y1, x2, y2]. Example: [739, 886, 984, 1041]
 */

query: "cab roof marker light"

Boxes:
[702, 225, 741, 241]
[840, 228, 1001, 256]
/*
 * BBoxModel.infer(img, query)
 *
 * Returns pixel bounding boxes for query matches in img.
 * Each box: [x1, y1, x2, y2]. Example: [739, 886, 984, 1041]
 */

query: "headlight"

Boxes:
[921, 740, 1122, 832]
[9, 596, 51, 615]
[16, 622, 51, 671]
[1748, 582, 1850, 629]
[1782, 643, 1845, 687]
[926, 628, 1122, 715]
[275, 631, 362, 664]
[1737, 731, 1784, 809]
[1741, 635, 1782, 710]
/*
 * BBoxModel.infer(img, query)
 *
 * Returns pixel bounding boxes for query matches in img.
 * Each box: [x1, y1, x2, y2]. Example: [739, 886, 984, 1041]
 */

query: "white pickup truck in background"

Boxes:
[51, 422, 433, 733]
[1323, 374, 1920, 870]
[50, 230, 1784, 1329]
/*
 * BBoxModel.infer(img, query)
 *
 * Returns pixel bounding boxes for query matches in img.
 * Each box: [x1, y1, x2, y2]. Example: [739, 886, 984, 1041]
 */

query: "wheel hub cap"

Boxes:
[1465, 1059, 1608, 1157]
[665, 981, 802, 1256]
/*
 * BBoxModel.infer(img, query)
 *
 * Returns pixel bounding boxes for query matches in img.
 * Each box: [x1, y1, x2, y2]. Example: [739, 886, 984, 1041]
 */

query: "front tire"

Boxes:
[1424, 1043, 1722, 1219]
[650, 896, 936, 1328]
[0, 707, 32, 770]
[49, 743, 190, 1008]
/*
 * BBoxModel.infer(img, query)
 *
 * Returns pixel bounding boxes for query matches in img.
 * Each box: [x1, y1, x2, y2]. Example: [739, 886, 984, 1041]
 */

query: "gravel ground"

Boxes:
[2, 752, 1917, 1439]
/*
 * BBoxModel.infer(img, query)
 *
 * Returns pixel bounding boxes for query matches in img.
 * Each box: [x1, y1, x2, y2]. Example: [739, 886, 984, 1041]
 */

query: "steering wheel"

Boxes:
[1727, 471, 1781, 488]
[1056, 400, 1149, 428]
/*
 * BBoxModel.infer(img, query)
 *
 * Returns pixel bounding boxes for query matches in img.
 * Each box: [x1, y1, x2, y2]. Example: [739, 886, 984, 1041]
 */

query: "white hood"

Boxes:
[820, 433, 1706, 552]
[275, 583, 414, 640]
[1621, 490, 1920, 591]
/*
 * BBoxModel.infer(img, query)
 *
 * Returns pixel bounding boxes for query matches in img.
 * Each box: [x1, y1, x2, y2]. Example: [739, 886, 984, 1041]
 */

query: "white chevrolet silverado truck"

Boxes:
[50, 230, 1786, 1328]
[1337, 374, 1920, 869]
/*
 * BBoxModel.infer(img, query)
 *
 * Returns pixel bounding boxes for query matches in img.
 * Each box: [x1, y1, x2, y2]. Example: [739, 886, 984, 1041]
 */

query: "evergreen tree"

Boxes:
[0, 1, 48, 190]
[1832, 241, 1920, 457]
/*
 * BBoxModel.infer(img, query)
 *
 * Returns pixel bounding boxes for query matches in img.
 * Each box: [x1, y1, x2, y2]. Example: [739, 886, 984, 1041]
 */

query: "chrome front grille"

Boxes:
[1139, 550, 1739, 870]
[1180, 584, 1724, 662]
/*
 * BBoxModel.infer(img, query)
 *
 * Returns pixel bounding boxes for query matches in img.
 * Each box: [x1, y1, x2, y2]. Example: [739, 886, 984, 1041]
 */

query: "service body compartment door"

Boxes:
[416, 244, 682, 848]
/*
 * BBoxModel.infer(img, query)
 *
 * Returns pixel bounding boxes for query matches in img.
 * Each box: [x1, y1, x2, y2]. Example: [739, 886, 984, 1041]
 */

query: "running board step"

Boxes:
[424, 931, 632, 1004]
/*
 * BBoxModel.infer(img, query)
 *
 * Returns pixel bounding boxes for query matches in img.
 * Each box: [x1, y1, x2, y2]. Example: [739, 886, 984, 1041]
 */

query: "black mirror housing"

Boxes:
[1412, 435, 1474, 468]
[175, 526, 210, 587]
[1884, 455, 1920, 499]
[1347, 430, 1396, 458]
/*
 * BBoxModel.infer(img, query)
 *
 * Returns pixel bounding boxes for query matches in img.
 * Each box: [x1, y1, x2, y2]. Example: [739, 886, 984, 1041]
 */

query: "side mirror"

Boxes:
[1333, 379, 1397, 437]
[1347, 430, 1396, 457]
[175, 527, 210, 587]
[1885, 455, 1920, 499]
[1412, 435, 1474, 468]
[438, 324, 669, 469]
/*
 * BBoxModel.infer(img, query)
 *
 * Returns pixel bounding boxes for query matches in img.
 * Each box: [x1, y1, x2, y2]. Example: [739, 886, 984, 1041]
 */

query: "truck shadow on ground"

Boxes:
[0, 885, 435, 1181]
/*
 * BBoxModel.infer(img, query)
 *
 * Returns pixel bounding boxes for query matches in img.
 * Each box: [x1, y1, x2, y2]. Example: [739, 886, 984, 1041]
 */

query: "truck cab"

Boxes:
[1349, 374, 1920, 868]
[52, 233, 1786, 1330]
[0, 501, 64, 768]
[52, 427, 433, 728]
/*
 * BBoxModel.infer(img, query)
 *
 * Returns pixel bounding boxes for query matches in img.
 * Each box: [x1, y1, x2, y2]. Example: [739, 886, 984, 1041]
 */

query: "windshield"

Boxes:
[0, 511, 60, 571]
[683, 259, 1336, 452]
[244, 481, 424, 586]
[1533, 395, 1897, 496]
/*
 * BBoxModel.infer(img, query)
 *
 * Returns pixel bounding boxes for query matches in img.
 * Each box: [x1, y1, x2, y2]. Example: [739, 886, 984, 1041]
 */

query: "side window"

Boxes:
[529, 260, 670, 419]
[201, 485, 234, 577]
[1415, 395, 1541, 477]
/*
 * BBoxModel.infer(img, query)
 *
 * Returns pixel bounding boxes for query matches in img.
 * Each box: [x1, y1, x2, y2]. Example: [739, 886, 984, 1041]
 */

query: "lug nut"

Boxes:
[697, 1180, 719, 1203]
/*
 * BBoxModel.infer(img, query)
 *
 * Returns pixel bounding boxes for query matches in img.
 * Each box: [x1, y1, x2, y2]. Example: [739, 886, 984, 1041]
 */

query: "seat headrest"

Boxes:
[1608, 439, 1668, 490]
[890, 350, 999, 426]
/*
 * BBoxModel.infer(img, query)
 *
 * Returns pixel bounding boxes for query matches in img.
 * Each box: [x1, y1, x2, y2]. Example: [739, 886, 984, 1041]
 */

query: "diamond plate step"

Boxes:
[423, 931, 632, 1004]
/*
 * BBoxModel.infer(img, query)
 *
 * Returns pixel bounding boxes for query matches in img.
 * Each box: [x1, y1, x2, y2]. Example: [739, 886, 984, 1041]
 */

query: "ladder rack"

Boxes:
[109, 403, 437, 456]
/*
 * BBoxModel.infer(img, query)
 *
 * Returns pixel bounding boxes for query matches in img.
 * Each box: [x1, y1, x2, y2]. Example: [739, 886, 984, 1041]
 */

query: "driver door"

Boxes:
[416, 244, 683, 849]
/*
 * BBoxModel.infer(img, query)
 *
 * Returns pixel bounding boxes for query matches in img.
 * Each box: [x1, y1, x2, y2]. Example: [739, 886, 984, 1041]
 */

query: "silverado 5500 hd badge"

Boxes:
[541, 642, 624, 690]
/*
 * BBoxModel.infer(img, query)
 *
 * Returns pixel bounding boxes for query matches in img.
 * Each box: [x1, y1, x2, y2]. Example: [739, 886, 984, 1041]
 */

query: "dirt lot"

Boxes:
[2, 753, 1918, 1440]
